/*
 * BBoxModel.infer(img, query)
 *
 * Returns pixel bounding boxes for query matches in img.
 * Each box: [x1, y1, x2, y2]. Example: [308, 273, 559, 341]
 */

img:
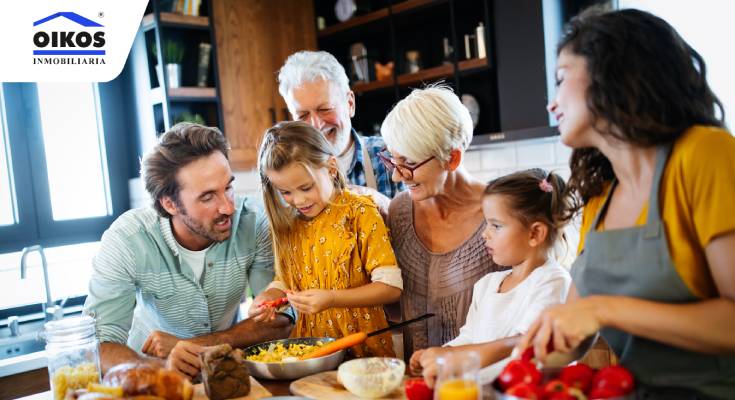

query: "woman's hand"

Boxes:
[516, 296, 606, 362]
[287, 289, 335, 314]
[249, 288, 286, 322]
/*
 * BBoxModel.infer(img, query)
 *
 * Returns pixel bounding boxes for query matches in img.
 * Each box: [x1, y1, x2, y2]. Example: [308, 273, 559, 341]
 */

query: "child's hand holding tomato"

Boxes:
[286, 288, 335, 314]
[249, 288, 286, 322]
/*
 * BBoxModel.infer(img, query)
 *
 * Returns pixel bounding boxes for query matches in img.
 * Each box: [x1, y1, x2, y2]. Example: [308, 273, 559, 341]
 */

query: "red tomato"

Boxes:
[520, 341, 555, 362]
[591, 366, 635, 395]
[499, 360, 542, 390]
[559, 363, 595, 393]
[543, 379, 569, 398]
[566, 387, 588, 400]
[259, 297, 289, 308]
[506, 382, 542, 399]
[404, 377, 433, 400]
[589, 386, 622, 399]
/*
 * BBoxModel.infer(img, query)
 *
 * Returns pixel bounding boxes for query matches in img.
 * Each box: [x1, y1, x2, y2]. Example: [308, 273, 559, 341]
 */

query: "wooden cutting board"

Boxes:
[193, 376, 272, 399]
[290, 371, 407, 400]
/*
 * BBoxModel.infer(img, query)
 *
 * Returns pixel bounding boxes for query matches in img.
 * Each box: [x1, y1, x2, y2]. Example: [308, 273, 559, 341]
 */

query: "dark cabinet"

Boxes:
[314, 0, 556, 144]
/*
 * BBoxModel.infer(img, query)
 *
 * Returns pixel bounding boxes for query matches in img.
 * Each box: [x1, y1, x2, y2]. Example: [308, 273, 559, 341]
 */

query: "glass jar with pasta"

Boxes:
[41, 315, 101, 400]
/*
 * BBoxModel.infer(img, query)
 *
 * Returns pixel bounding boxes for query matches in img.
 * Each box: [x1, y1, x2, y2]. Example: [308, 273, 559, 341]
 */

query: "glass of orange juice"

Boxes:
[435, 351, 481, 400]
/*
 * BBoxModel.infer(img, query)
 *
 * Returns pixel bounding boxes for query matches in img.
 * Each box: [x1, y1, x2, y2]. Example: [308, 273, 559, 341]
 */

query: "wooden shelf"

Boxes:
[352, 79, 394, 95]
[317, 0, 445, 38]
[391, 0, 445, 15]
[142, 12, 210, 31]
[458, 57, 489, 72]
[349, 58, 488, 95]
[169, 86, 217, 100]
[318, 8, 389, 38]
[150, 86, 217, 104]
[397, 63, 453, 86]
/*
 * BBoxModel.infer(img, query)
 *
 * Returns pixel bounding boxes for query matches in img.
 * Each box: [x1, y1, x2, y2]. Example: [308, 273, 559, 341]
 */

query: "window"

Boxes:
[37, 83, 112, 221]
[0, 82, 129, 253]
[619, 1, 735, 125]
[0, 90, 16, 226]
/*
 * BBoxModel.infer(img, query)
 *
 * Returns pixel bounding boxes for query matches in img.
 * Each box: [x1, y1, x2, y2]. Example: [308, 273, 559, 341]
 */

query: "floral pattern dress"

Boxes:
[278, 190, 398, 357]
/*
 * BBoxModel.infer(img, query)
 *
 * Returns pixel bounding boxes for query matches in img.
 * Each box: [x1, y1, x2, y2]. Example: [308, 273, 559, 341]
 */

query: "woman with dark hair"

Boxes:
[518, 8, 735, 398]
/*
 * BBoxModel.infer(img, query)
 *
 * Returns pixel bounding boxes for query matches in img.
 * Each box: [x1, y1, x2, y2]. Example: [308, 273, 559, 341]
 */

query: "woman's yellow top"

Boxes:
[578, 126, 735, 298]
[278, 190, 398, 357]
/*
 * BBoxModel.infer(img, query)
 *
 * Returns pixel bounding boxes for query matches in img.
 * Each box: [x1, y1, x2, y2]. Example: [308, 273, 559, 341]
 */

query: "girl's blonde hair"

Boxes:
[258, 121, 347, 285]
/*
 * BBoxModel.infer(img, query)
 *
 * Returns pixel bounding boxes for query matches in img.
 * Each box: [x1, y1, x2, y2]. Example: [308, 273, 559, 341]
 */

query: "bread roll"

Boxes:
[102, 364, 192, 400]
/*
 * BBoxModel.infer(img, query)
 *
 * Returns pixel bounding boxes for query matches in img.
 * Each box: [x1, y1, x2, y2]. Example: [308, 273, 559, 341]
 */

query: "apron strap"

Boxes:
[590, 142, 674, 239]
[358, 136, 378, 191]
[643, 143, 674, 239]
[591, 179, 617, 232]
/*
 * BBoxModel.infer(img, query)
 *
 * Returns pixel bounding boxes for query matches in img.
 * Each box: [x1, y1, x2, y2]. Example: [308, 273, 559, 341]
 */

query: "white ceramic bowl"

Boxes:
[337, 357, 405, 398]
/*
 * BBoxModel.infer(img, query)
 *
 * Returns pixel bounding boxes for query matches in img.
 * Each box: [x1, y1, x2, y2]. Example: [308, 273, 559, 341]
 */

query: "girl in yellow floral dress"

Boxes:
[250, 121, 402, 357]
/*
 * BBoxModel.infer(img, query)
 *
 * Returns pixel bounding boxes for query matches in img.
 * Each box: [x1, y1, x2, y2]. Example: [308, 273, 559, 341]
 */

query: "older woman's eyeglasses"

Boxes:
[377, 148, 434, 180]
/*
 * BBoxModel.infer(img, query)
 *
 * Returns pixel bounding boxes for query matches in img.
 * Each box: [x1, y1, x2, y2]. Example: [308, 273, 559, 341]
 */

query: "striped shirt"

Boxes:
[83, 196, 274, 352]
[348, 130, 405, 199]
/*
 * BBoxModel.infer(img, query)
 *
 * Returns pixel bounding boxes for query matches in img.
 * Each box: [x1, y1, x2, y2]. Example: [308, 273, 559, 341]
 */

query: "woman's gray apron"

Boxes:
[571, 143, 735, 399]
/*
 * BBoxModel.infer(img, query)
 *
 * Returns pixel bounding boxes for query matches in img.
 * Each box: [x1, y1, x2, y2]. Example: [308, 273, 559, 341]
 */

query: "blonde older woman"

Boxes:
[380, 86, 507, 360]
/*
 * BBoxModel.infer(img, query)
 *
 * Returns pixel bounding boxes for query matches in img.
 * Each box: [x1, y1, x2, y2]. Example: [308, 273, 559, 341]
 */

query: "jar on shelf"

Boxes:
[41, 315, 101, 400]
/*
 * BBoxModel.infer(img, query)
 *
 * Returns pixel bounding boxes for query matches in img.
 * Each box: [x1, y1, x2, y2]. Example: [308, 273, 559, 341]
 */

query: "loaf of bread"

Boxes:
[200, 344, 251, 400]
[101, 364, 193, 400]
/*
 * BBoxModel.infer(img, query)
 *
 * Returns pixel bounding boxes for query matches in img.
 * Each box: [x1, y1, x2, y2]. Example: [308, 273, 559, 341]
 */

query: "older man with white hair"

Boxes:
[277, 51, 404, 206]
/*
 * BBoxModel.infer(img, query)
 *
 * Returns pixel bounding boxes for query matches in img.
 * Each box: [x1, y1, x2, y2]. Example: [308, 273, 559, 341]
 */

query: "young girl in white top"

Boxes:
[410, 168, 574, 386]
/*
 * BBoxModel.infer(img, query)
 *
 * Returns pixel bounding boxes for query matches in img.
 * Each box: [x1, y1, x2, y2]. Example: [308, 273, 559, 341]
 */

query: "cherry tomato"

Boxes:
[589, 386, 622, 399]
[404, 377, 433, 400]
[543, 379, 572, 399]
[559, 363, 595, 393]
[566, 387, 588, 400]
[498, 360, 542, 390]
[259, 297, 289, 308]
[520, 341, 555, 362]
[506, 382, 542, 399]
[591, 365, 634, 395]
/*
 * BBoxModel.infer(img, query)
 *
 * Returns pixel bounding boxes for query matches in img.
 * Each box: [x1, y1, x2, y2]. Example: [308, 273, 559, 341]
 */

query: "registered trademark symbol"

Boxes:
[98, 11, 104, 18]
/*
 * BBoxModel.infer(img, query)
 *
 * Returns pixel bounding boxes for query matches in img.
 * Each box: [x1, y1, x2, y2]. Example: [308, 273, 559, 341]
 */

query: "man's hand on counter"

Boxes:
[140, 331, 205, 379]
[141, 330, 180, 358]
[165, 341, 204, 379]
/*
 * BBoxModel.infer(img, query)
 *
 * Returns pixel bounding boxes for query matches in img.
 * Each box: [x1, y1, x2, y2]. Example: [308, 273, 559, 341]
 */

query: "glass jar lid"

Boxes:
[40, 315, 96, 343]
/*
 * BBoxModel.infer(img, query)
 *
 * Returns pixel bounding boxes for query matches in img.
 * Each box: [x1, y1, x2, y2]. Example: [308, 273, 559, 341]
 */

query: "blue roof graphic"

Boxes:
[33, 12, 103, 27]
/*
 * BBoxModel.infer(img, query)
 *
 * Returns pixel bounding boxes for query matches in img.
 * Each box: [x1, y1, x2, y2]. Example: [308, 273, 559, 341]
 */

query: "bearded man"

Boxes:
[84, 123, 291, 378]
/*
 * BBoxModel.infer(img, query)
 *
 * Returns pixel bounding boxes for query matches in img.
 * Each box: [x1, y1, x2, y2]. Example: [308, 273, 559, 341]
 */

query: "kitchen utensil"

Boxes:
[338, 357, 406, 398]
[290, 371, 408, 399]
[242, 337, 345, 380]
[301, 313, 435, 360]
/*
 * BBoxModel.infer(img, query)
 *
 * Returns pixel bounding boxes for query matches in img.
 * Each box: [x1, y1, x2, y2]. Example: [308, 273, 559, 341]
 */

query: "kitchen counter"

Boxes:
[0, 350, 46, 378]
[13, 378, 293, 399]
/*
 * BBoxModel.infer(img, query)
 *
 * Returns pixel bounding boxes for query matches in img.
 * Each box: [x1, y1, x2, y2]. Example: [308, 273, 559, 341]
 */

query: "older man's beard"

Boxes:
[326, 126, 351, 156]
[177, 204, 231, 243]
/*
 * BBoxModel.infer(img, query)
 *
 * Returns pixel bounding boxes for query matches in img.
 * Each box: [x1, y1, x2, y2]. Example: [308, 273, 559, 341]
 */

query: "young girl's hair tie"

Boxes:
[539, 178, 553, 193]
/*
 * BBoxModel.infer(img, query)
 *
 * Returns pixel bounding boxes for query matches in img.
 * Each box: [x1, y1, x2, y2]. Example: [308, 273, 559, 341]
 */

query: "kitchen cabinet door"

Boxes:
[212, 0, 316, 170]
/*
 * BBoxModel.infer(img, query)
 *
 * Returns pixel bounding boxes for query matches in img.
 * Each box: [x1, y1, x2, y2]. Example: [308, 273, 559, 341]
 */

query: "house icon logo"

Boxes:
[33, 12, 106, 57]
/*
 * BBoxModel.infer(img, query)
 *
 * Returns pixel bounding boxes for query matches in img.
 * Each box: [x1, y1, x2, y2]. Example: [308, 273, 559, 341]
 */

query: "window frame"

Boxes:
[0, 82, 130, 253]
